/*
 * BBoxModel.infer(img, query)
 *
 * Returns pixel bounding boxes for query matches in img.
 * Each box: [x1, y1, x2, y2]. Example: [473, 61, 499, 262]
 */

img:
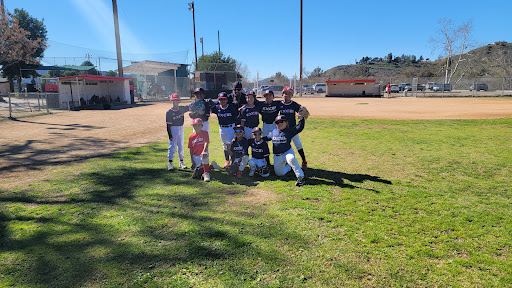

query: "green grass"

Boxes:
[1, 118, 511, 287]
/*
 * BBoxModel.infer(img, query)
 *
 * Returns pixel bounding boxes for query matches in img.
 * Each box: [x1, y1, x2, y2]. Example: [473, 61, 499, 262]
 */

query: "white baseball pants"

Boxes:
[168, 126, 185, 162]
[273, 148, 304, 178]
[192, 153, 209, 166]
[233, 155, 249, 171]
[219, 124, 235, 150]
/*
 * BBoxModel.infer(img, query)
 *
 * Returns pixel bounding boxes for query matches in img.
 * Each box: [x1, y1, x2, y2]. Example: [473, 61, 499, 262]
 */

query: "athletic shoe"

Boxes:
[236, 170, 242, 179]
[223, 160, 231, 168]
[301, 161, 308, 170]
[179, 161, 187, 169]
[295, 176, 305, 187]
[203, 172, 210, 182]
[210, 161, 222, 170]
[248, 169, 255, 177]
[168, 161, 174, 171]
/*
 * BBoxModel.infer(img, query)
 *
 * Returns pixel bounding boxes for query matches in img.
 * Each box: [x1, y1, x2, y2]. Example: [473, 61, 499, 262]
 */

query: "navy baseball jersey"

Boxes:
[240, 104, 260, 128]
[230, 137, 249, 159]
[279, 100, 301, 127]
[211, 104, 238, 126]
[166, 106, 189, 126]
[256, 100, 281, 124]
[248, 138, 270, 159]
[268, 118, 305, 155]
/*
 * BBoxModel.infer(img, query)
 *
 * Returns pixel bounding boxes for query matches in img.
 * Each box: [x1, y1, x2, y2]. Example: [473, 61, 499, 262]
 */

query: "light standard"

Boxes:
[188, 2, 198, 71]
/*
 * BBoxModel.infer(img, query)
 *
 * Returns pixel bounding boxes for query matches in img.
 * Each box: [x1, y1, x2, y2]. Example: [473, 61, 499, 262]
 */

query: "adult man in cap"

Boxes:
[189, 87, 212, 134]
[227, 82, 247, 125]
[210, 92, 239, 168]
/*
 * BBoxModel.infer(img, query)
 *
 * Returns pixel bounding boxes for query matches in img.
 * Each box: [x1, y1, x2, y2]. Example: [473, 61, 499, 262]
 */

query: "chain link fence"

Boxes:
[377, 76, 512, 97]
[0, 93, 51, 118]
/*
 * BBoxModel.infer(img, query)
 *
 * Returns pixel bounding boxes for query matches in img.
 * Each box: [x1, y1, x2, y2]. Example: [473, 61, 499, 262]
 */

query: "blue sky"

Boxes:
[5, 0, 512, 80]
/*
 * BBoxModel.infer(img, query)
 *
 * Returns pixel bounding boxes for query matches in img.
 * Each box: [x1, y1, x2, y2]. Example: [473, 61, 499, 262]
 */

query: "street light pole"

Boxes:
[188, 2, 198, 71]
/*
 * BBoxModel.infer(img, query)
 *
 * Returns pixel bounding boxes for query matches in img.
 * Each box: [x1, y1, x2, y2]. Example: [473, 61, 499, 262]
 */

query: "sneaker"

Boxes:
[168, 161, 174, 171]
[210, 161, 222, 170]
[248, 169, 255, 177]
[301, 161, 308, 170]
[223, 160, 231, 168]
[203, 172, 211, 182]
[179, 161, 187, 169]
[236, 170, 242, 179]
[295, 176, 305, 187]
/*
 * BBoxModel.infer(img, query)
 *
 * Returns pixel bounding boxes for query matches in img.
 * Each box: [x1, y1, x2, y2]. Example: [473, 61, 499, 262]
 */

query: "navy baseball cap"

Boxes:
[282, 87, 294, 94]
[193, 87, 204, 93]
[274, 115, 288, 123]
[264, 90, 274, 96]
[233, 125, 243, 131]
[217, 92, 228, 99]
[246, 91, 255, 96]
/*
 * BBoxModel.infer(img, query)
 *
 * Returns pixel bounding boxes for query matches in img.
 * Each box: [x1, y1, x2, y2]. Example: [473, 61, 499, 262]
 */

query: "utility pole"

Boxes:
[112, 0, 123, 77]
[218, 30, 221, 54]
[188, 2, 198, 71]
[1, 0, 5, 18]
[200, 37, 204, 56]
[299, 0, 303, 97]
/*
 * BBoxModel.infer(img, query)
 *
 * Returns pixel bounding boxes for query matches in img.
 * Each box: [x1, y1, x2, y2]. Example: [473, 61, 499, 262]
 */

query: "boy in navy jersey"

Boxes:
[248, 127, 270, 177]
[211, 92, 239, 168]
[240, 91, 260, 139]
[279, 87, 308, 170]
[256, 90, 281, 137]
[269, 114, 306, 186]
[229, 125, 250, 178]
[166, 93, 189, 171]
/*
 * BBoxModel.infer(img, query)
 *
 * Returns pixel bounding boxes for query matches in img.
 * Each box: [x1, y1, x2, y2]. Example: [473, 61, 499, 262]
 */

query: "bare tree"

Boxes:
[430, 18, 474, 84]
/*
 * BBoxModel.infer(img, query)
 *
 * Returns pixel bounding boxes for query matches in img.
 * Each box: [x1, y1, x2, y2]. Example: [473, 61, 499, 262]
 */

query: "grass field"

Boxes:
[1, 118, 511, 287]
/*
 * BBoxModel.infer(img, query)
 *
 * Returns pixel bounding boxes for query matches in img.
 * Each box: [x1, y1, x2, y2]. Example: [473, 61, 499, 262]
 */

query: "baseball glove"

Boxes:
[189, 99, 205, 119]
[227, 163, 239, 176]
[191, 165, 204, 179]
[298, 106, 310, 119]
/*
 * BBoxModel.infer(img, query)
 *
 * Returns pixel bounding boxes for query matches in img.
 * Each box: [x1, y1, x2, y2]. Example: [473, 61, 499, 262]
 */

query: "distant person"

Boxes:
[386, 83, 391, 98]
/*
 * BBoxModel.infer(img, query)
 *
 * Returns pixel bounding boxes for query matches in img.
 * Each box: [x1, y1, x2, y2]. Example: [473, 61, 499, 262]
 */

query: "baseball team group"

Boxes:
[165, 83, 309, 186]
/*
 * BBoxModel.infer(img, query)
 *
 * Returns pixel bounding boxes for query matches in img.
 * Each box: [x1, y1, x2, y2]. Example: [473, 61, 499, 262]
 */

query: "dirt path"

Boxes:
[2, 97, 511, 189]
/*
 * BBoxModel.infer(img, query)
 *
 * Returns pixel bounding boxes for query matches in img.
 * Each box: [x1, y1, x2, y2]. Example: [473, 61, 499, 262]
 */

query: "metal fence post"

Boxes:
[8, 93, 12, 118]
[45, 93, 49, 113]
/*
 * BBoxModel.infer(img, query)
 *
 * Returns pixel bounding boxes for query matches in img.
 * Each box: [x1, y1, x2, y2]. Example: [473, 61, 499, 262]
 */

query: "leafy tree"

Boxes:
[310, 67, 324, 77]
[269, 72, 289, 85]
[386, 53, 393, 63]
[196, 51, 242, 80]
[105, 70, 117, 77]
[0, 8, 47, 91]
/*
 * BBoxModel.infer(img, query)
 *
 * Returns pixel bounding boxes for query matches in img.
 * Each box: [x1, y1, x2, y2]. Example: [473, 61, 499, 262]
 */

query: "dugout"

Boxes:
[57, 75, 135, 109]
[326, 79, 381, 97]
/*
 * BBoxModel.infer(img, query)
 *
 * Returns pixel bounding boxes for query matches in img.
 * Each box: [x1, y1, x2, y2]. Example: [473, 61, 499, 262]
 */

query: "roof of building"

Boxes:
[122, 60, 186, 76]
[58, 75, 135, 82]
[326, 79, 376, 84]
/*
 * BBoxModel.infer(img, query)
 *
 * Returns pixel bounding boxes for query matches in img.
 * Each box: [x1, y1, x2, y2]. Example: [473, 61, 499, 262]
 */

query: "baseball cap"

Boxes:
[263, 90, 274, 96]
[217, 92, 228, 99]
[170, 93, 180, 101]
[233, 125, 243, 131]
[274, 115, 288, 123]
[192, 118, 203, 125]
[282, 87, 294, 94]
[252, 127, 262, 133]
[234, 82, 243, 89]
[246, 91, 255, 96]
[193, 87, 204, 94]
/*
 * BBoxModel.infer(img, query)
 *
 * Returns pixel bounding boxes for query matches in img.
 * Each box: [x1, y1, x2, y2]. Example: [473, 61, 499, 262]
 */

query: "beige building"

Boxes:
[326, 79, 381, 97]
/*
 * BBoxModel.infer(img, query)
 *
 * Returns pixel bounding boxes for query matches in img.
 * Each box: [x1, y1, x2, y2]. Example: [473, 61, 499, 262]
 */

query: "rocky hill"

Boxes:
[321, 42, 512, 81]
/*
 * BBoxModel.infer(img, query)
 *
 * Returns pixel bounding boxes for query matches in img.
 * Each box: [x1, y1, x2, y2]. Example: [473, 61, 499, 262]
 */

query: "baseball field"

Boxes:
[1, 97, 511, 287]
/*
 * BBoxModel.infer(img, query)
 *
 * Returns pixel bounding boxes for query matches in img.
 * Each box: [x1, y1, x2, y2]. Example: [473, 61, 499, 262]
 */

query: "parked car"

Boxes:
[432, 83, 452, 92]
[264, 85, 285, 95]
[313, 83, 326, 93]
[426, 82, 436, 90]
[390, 84, 400, 93]
[398, 83, 410, 91]
[294, 84, 315, 94]
[469, 83, 488, 91]
[404, 83, 426, 91]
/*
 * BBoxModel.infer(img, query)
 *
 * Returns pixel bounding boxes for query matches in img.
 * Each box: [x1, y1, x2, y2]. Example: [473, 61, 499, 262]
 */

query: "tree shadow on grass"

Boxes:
[0, 164, 307, 287]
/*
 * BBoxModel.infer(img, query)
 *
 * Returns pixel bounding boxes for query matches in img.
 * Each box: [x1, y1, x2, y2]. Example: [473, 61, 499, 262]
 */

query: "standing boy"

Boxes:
[269, 115, 306, 186]
[166, 93, 189, 171]
[240, 91, 260, 139]
[229, 125, 250, 179]
[188, 118, 212, 182]
[279, 87, 308, 170]
[210, 92, 239, 168]
[248, 127, 270, 177]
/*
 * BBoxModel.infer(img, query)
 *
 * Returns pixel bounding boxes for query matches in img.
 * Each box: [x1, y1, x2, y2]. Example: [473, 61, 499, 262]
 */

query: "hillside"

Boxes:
[322, 42, 512, 81]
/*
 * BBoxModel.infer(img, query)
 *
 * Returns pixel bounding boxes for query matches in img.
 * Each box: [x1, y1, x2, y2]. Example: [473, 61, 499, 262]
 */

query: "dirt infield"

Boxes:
[1, 97, 511, 189]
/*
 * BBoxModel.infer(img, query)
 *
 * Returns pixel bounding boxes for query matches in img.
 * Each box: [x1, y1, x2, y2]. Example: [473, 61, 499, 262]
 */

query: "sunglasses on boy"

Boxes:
[275, 120, 286, 124]
[234, 130, 243, 133]
[252, 132, 262, 136]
